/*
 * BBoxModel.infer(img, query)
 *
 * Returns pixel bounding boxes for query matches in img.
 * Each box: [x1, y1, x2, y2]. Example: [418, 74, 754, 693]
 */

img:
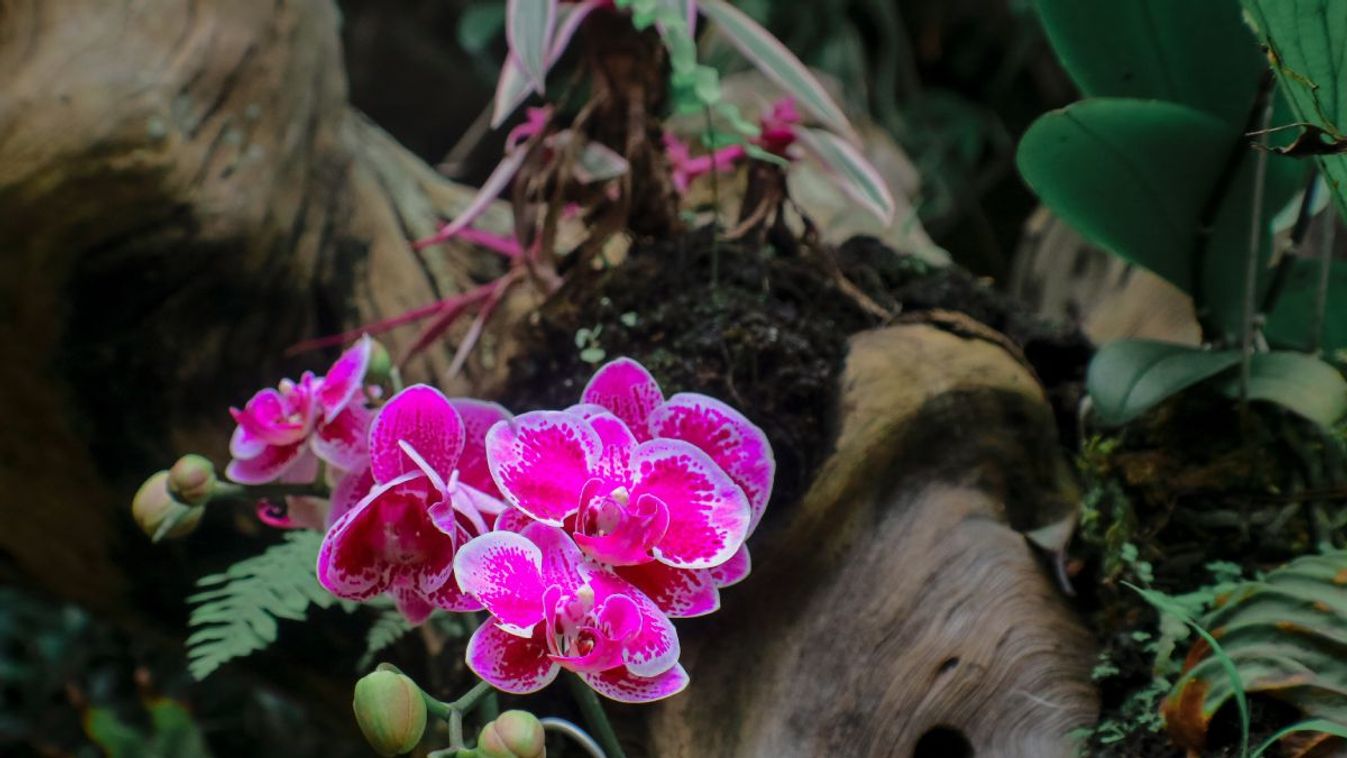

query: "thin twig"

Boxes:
[1239, 89, 1275, 419]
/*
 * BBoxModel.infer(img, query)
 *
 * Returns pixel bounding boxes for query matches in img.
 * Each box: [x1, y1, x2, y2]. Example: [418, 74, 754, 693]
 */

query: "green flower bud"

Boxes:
[132, 471, 205, 541]
[366, 339, 393, 387]
[477, 710, 546, 758]
[168, 454, 216, 506]
[353, 670, 427, 757]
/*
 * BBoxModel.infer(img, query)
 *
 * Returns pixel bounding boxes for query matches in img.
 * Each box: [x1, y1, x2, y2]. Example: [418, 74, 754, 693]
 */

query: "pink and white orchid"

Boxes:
[577, 357, 773, 614]
[454, 524, 688, 703]
[226, 336, 375, 485]
[317, 385, 509, 623]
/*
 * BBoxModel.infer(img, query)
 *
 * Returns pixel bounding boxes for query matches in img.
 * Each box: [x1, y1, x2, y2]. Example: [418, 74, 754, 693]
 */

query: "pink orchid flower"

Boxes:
[576, 357, 774, 616]
[317, 385, 509, 623]
[485, 404, 751, 573]
[226, 336, 374, 485]
[454, 524, 688, 703]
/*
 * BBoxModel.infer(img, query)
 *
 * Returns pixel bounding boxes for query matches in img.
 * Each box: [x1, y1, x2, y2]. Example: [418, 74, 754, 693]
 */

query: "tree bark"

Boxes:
[0, 0, 533, 615]
[645, 321, 1098, 757]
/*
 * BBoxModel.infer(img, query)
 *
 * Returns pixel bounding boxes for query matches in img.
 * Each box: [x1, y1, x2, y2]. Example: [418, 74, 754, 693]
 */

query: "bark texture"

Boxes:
[645, 322, 1098, 757]
[0, 0, 529, 614]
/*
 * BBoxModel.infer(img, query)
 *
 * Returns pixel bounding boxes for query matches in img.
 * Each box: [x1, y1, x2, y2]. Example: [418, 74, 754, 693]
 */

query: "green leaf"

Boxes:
[1265, 259, 1347, 353]
[794, 126, 896, 223]
[1087, 340, 1241, 426]
[358, 608, 414, 671]
[1242, 0, 1347, 219]
[1035, 0, 1267, 127]
[506, 0, 557, 94]
[1251, 719, 1347, 758]
[1215, 351, 1347, 427]
[147, 698, 212, 758]
[1129, 582, 1250, 757]
[1161, 553, 1347, 752]
[697, 0, 859, 143]
[84, 708, 151, 758]
[1017, 98, 1303, 338]
[186, 532, 354, 680]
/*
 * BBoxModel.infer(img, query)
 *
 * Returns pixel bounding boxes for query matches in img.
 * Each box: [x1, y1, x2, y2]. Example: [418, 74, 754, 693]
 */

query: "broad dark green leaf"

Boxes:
[1265, 259, 1347, 353]
[1017, 98, 1303, 338]
[1242, 0, 1347, 219]
[1164, 552, 1347, 751]
[1087, 340, 1241, 426]
[1215, 351, 1347, 427]
[1035, 0, 1266, 127]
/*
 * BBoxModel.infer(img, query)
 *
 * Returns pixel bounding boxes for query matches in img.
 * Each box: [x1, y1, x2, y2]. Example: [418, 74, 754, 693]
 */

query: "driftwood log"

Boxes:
[1, 0, 1098, 754]
[646, 320, 1098, 757]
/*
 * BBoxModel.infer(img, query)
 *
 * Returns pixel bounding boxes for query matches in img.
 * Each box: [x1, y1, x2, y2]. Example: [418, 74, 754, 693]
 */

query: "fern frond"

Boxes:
[357, 608, 414, 671]
[185, 531, 353, 680]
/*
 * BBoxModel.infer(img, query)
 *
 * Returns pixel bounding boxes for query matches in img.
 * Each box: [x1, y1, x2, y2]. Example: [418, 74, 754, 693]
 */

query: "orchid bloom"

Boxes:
[663, 98, 803, 194]
[454, 524, 688, 703]
[226, 336, 374, 485]
[317, 385, 509, 623]
[576, 357, 774, 615]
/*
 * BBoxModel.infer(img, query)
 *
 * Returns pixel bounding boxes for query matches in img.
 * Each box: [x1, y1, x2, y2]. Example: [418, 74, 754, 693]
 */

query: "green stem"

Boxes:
[566, 672, 626, 758]
[1239, 89, 1275, 420]
[212, 481, 330, 502]
[1310, 206, 1337, 354]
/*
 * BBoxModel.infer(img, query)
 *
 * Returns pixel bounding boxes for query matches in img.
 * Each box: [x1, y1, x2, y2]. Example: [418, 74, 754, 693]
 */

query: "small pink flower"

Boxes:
[454, 524, 688, 703]
[226, 336, 375, 485]
[576, 358, 773, 615]
[757, 98, 801, 156]
[486, 406, 752, 572]
[317, 385, 508, 623]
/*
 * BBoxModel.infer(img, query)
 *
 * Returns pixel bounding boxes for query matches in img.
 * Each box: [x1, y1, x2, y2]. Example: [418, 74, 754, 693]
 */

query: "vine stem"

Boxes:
[566, 672, 627, 758]
[1239, 87, 1275, 421]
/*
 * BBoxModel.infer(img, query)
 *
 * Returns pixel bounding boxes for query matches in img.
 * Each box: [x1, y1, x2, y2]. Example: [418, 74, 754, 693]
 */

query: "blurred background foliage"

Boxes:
[3, 0, 1078, 755]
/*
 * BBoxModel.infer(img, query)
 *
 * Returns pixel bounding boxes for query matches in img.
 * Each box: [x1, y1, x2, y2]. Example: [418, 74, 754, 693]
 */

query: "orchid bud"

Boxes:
[366, 339, 393, 386]
[132, 471, 205, 541]
[477, 710, 546, 758]
[352, 670, 427, 757]
[168, 454, 216, 506]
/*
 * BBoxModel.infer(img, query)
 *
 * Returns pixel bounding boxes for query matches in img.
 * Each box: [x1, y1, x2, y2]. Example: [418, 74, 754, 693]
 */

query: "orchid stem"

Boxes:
[211, 481, 330, 503]
[1238, 87, 1275, 423]
[565, 672, 626, 758]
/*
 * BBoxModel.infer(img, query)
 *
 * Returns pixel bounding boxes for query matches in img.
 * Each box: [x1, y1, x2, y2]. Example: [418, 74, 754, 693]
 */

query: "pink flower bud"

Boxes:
[477, 710, 546, 758]
[168, 454, 216, 506]
[132, 471, 204, 541]
[352, 670, 427, 757]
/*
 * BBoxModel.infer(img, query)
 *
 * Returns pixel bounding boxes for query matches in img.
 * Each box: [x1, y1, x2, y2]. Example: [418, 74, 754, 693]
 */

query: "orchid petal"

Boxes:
[707, 544, 752, 588]
[391, 581, 437, 625]
[494, 508, 536, 533]
[229, 423, 266, 459]
[467, 621, 561, 695]
[571, 406, 638, 481]
[650, 392, 775, 534]
[454, 531, 547, 636]
[225, 441, 309, 485]
[521, 523, 594, 594]
[581, 358, 665, 442]
[617, 562, 721, 618]
[317, 335, 372, 422]
[486, 411, 601, 525]
[629, 439, 751, 569]
[580, 663, 689, 703]
[369, 385, 465, 484]
[429, 574, 484, 613]
[588, 573, 680, 677]
[449, 398, 513, 496]
[327, 466, 374, 528]
[312, 402, 372, 473]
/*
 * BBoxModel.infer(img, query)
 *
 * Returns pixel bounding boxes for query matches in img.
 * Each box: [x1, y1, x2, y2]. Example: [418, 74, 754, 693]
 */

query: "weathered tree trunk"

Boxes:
[2, 1, 1098, 753]
[645, 320, 1098, 757]
[0, 0, 534, 615]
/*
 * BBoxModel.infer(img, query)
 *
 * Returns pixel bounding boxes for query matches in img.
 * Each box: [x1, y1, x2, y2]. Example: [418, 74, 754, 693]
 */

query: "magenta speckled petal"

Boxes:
[649, 392, 775, 533]
[454, 531, 546, 636]
[226, 440, 309, 485]
[706, 544, 752, 588]
[312, 402, 371, 472]
[629, 439, 751, 569]
[449, 397, 512, 496]
[317, 335, 371, 423]
[616, 562, 720, 618]
[466, 621, 560, 695]
[580, 663, 689, 703]
[485, 411, 601, 525]
[580, 358, 664, 442]
[368, 385, 465, 484]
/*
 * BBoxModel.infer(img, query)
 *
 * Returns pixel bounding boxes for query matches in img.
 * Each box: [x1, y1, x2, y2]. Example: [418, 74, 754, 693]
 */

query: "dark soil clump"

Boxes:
[500, 228, 1091, 532]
